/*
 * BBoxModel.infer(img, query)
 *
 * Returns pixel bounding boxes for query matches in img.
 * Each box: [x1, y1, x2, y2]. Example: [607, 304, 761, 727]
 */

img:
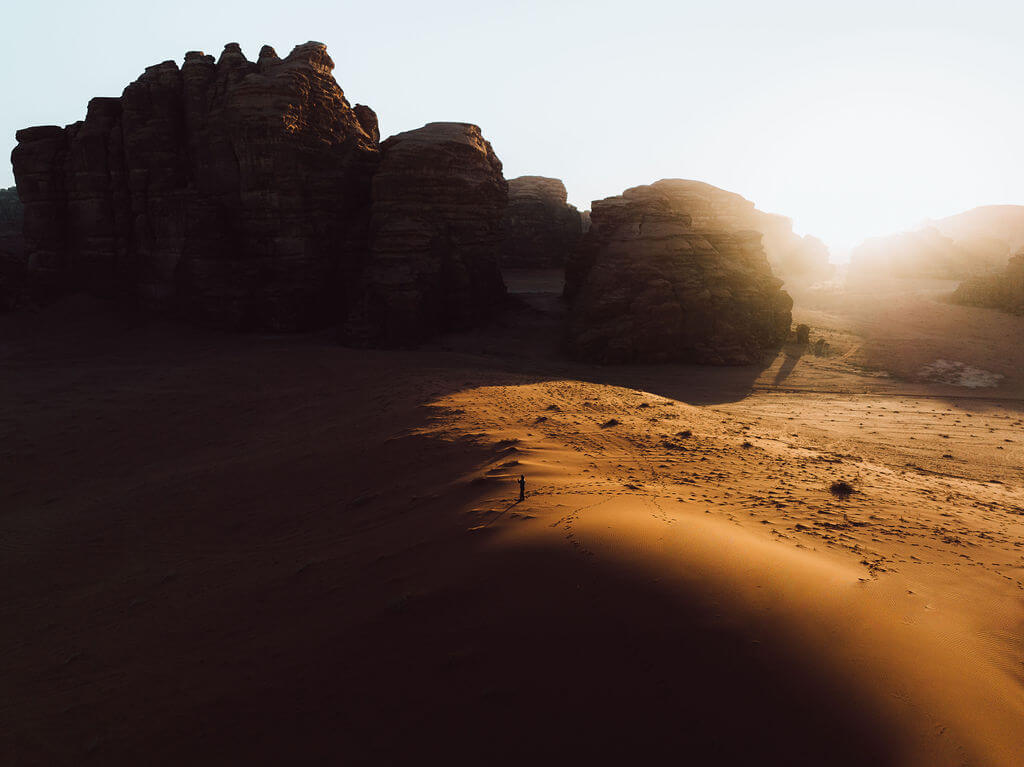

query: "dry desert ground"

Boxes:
[3, 271, 1024, 765]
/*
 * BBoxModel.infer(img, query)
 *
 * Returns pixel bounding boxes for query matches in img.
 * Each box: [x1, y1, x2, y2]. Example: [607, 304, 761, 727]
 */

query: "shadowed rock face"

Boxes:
[0, 187, 25, 309]
[500, 176, 582, 268]
[342, 122, 508, 347]
[11, 42, 380, 329]
[952, 252, 1024, 314]
[565, 180, 793, 365]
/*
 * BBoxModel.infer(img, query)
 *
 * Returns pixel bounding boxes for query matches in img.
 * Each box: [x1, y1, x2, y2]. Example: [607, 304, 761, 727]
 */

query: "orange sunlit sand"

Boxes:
[5, 6, 1024, 763]
[4, 271, 1024, 764]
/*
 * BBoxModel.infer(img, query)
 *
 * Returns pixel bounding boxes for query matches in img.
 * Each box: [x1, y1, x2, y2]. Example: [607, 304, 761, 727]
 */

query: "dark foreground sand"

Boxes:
[3, 278, 1024, 765]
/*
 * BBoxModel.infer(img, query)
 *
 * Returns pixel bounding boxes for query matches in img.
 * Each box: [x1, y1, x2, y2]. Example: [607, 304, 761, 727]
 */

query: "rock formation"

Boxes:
[0, 187, 25, 309]
[928, 205, 1024, 256]
[11, 42, 380, 329]
[952, 252, 1024, 314]
[848, 226, 1008, 281]
[499, 176, 582, 268]
[342, 123, 508, 346]
[601, 179, 831, 280]
[565, 180, 793, 365]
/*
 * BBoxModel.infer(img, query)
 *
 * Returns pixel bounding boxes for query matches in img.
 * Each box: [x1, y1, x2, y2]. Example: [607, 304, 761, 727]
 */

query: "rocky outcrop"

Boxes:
[603, 179, 831, 280]
[499, 176, 581, 268]
[928, 205, 1024, 255]
[565, 180, 793, 365]
[952, 252, 1024, 314]
[0, 187, 25, 309]
[776, 235, 833, 281]
[11, 42, 380, 329]
[848, 226, 1007, 280]
[342, 123, 508, 346]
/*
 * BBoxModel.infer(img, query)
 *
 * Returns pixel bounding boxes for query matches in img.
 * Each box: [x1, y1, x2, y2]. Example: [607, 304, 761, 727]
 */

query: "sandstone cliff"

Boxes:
[11, 42, 380, 329]
[0, 187, 25, 309]
[342, 123, 508, 346]
[500, 176, 582, 268]
[607, 179, 831, 280]
[565, 180, 793, 365]
[952, 252, 1024, 314]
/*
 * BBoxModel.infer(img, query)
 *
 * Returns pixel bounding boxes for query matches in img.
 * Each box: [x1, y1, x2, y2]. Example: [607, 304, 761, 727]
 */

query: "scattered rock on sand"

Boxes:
[919, 359, 1003, 389]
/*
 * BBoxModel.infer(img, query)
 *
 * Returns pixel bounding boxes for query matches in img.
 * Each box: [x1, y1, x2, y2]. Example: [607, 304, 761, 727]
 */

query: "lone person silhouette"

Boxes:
[518, 474, 526, 502]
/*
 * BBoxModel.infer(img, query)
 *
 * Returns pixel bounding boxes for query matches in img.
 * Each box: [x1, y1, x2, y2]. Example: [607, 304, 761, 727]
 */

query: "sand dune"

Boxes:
[3, 284, 1024, 764]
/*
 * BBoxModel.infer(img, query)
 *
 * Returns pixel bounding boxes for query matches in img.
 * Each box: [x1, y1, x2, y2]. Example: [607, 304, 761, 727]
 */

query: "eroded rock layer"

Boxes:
[609, 179, 831, 280]
[500, 176, 581, 268]
[11, 42, 380, 329]
[952, 253, 1024, 314]
[565, 180, 793, 365]
[342, 123, 508, 346]
[0, 187, 25, 309]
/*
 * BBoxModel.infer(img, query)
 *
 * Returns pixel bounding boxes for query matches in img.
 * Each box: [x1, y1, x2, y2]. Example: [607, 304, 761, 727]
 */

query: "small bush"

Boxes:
[829, 480, 855, 499]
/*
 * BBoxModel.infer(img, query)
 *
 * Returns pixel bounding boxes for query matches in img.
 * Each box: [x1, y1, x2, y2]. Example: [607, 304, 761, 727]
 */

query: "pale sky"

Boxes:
[3, 0, 1023, 260]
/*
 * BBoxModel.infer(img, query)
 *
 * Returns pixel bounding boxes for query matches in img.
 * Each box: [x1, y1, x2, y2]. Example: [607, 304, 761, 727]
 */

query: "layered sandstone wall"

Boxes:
[0, 187, 25, 309]
[11, 42, 380, 329]
[342, 122, 508, 346]
[620, 180, 831, 280]
[500, 176, 581, 268]
[565, 180, 792, 365]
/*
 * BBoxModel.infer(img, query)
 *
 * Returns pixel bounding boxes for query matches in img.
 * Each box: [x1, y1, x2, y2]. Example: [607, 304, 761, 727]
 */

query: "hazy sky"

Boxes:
[3, 0, 1023, 258]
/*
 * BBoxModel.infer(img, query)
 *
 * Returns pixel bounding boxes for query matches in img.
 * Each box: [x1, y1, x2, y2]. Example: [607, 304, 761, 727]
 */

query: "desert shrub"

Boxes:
[829, 480, 855, 499]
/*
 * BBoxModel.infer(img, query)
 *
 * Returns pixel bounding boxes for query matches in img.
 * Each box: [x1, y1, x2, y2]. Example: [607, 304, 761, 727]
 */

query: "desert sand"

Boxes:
[3, 273, 1024, 765]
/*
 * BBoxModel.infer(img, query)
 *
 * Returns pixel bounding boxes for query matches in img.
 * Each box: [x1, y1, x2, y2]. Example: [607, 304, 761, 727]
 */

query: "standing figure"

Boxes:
[518, 474, 526, 502]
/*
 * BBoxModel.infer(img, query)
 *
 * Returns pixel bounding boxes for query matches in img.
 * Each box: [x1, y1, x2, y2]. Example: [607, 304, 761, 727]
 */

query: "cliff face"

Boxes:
[565, 180, 792, 365]
[0, 187, 25, 309]
[952, 253, 1024, 314]
[11, 42, 380, 329]
[342, 123, 508, 346]
[611, 179, 831, 280]
[500, 176, 582, 268]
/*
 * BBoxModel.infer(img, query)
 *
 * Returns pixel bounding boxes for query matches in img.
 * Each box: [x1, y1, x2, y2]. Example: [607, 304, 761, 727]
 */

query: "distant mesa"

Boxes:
[564, 179, 794, 365]
[342, 122, 508, 346]
[928, 205, 1024, 255]
[500, 176, 582, 268]
[848, 226, 1009, 281]
[952, 251, 1024, 314]
[846, 205, 1024, 281]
